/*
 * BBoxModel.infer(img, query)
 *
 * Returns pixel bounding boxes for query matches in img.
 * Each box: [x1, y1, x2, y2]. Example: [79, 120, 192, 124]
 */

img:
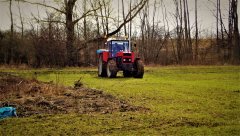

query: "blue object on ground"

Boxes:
[0, 107, 17, 119]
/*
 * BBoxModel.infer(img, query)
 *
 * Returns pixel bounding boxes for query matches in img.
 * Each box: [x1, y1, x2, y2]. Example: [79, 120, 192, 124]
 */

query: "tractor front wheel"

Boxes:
[133, 59, 144, 78]
[107, 60, 118, 78]
[98, 55, 107, 77]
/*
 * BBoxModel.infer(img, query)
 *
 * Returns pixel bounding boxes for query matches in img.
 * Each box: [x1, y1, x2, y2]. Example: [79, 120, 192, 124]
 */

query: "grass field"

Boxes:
[0, 66, 240, 135]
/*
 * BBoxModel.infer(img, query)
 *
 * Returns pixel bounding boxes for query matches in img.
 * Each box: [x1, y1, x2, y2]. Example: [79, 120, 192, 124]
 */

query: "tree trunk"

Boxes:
[216, 0, 219, 53]
[99, 1, 106, 35]
[218, 0, 224, 45]
[186, 0, 192, 61]
[18, 1, 24, 39]
[228, 1, 233, 60]
[195, 0, 198, 62]
[83, 0, 87, 40]
[183, 0, 188, 62]
[103, 0, 109, 34]
[10, 0, 13, 39]
[231, 0, 240, 63]
[65, 0, 77, 66]
[9, 0, 14, 64]
[122, 0, 127, 36]
[129, 0, 132, 39]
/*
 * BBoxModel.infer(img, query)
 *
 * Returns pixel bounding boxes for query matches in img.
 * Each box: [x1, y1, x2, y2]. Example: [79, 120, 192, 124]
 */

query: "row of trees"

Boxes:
[0, 0, 239, 67]
[136, 0, 239, 65]
[213, 0, 240, 63]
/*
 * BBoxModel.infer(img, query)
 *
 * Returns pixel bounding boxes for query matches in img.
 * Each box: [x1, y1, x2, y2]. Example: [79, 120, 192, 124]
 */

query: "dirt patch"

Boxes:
[0, 73, 148, 117]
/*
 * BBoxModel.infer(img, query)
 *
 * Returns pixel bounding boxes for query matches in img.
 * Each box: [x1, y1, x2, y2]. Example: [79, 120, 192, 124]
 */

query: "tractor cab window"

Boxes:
[110, 41, 129, 57]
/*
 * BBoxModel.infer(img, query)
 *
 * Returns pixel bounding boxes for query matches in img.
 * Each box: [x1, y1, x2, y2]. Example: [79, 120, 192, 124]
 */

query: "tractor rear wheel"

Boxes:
[98, 55, 107, 77]
[133, 60, 144, 78]
[107, 59, 118, 78]
[123, 70, 132, 77]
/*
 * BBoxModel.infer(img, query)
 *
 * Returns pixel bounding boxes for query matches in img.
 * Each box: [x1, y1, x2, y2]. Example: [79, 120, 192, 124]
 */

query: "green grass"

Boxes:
[0, 66, 240, 135]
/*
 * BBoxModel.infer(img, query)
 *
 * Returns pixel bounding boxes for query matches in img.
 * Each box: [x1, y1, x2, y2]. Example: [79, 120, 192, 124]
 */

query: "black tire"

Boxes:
[107, 59, 118, 78]
[123, 70, 132, 77]
[133, 59, 144, 78]
[98, 55, 107, 77]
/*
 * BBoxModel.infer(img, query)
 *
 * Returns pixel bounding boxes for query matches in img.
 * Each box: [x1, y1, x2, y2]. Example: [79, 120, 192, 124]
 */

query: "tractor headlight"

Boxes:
[129, 59, 131, 61]
[123, 59, 126, 61]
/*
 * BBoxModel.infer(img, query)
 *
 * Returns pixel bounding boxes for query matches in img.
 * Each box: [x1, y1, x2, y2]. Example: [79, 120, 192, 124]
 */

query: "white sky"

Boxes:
[0, 0, 239, 37]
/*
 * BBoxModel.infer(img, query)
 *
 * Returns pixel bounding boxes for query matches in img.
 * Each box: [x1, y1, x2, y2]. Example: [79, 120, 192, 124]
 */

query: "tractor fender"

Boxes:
[97, 49, 109, 63]
[103, 52, 109, 62]
[99, 52, 108, 63]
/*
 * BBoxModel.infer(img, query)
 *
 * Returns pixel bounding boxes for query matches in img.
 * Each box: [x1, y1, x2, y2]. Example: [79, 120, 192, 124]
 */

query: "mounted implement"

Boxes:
[97, 38, 144, 78]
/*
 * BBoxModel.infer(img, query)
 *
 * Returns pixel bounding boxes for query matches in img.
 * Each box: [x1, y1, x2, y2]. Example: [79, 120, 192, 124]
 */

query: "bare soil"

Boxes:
[0, 73, 147, 117]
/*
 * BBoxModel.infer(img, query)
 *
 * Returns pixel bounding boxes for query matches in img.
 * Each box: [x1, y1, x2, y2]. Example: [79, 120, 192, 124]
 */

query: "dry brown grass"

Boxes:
[0, 73, 148, 117]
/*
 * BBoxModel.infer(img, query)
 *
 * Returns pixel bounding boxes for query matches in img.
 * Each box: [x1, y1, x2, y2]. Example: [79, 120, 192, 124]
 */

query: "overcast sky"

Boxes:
[0, 0, 239, 36]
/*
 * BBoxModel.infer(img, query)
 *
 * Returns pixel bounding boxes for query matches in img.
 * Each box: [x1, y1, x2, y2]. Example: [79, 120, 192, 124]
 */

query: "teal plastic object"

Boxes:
[97, 49, 108, 54]
[0, 107, 17, 119]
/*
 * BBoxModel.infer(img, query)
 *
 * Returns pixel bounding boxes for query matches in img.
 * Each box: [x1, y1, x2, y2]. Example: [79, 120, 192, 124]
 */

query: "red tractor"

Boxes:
[97, 38, 144, 78]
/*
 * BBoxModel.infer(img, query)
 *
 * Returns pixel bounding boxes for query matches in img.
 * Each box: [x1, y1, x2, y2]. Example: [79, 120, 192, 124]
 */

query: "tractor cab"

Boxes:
[97, 38, 144, 78]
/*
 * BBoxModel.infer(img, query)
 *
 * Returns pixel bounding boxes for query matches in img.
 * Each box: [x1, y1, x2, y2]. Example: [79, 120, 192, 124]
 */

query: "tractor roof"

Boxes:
[107, 36, 129, 42]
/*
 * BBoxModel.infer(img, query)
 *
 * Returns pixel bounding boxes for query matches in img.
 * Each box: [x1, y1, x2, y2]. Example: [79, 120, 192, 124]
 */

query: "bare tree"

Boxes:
[117, 0, 120, 37]
[98, 0, 106, 35]
[218, 0, 224, 44]
[183, 0, 189, 61]
[17, 1, 24, 39]
[173, 0, 183, 64]
[129, 0, 132, 39]
[90, 0, 100, 38]
[9, 0, 14, 64]
[139, 2, 147, 61]
[186, 0, 192, 61]
[182, 0, 192, 62]
[84, 0, 148, 43]
[229, 0, 240, 63]
[122, 0, 127, 36]
[9, 0, 13, 38]
[83, 0, 87, 40]
[21, 0, 100, 66]
[195, 0, 198, 62]
[103, 0, 112, 34]
[216, 0, 219, 50]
